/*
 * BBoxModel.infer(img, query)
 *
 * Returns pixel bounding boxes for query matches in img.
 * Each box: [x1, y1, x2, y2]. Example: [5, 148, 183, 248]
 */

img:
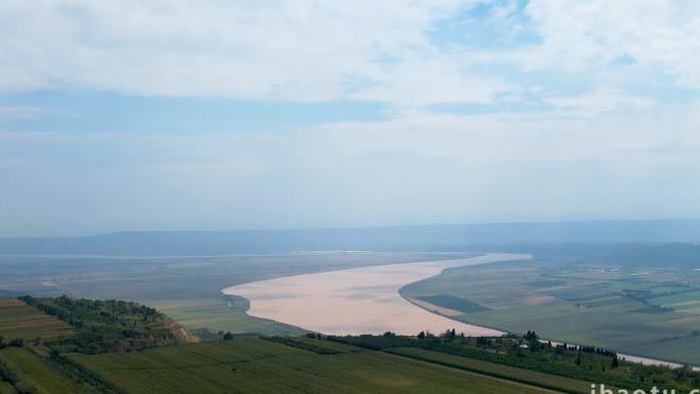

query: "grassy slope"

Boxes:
[68, 337, 551, 394]
[0, 299, 73, 340]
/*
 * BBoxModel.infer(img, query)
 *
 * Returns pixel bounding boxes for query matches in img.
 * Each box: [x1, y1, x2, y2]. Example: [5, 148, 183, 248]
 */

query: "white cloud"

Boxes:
[350, 53, 507, 107]
[522, 0, 700, 86]
[0, 0, 487, 105]
[1, 0, 699, 112]
[2, 0, 700, 235]
[542, 90, 656, 115]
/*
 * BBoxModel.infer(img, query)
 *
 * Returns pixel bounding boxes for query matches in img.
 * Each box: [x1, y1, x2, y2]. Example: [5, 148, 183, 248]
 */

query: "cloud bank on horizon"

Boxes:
[1, 0, 699, 236]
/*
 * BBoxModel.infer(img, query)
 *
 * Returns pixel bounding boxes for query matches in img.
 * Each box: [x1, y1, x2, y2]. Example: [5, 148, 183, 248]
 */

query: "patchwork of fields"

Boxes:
[0, 304, 565, 394]
[3, 245, 700, 391]
[402, 259, 700, 364]
[0, 299, 73, 340]
[3, 294, 700, 393]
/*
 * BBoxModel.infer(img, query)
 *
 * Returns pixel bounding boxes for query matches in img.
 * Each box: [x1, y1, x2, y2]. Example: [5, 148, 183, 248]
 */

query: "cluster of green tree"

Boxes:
[327, 331, 700, 392]
[189, 328, 236, 341]
[19, 295, 186, 353]
[0, 336, 24, 349]
[564, 343, 617, 358]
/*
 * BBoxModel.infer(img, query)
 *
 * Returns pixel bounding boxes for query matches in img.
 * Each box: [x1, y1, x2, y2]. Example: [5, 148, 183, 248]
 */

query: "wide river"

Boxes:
[223, 252, 698, 370]
[222, 253, 528, 336]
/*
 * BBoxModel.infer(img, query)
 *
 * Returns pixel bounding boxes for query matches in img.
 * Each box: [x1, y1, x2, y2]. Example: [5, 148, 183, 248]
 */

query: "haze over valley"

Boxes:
[2, 1, 700, 393]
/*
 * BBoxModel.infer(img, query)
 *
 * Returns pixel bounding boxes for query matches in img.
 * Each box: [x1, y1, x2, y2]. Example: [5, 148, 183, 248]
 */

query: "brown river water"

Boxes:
[222, 252, 697, 370]
[222, 253, 528, 336]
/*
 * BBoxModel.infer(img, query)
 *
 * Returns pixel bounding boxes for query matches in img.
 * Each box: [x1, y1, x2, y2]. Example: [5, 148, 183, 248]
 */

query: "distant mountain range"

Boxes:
[1, 220, 699, 256]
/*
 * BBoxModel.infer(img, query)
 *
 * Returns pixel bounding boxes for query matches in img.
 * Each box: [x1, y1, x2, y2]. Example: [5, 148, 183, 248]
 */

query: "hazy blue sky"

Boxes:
[1, 1, 700, 236]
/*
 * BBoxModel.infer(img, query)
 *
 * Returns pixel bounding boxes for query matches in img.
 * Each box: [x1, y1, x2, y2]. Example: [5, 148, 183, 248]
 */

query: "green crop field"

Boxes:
[0, 347, 84, 394]
[386, 347, 593, 393]
[415, 294, 491, 313]
[401, 258, 700, 365]
[67, 337, 551, 394]
[2, 294, 700, 393]
[0, 299, 73, 340]
[154, 296, 306, 337]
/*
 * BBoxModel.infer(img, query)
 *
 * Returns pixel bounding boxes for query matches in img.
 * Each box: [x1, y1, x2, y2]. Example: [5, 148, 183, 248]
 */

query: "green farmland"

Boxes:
[67, 337, 550, 394]
[4, 296, 700, 393]
[401, 257, 700, 365]
[0, 347, 85, 394]
[0, 299, 73, 341]
[154, 295, 306, 337]
[386, 347, 592, 393]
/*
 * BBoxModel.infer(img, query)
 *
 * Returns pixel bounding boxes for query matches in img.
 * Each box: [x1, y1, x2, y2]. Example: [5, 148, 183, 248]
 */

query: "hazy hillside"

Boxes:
[1, 220, 699, 256]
